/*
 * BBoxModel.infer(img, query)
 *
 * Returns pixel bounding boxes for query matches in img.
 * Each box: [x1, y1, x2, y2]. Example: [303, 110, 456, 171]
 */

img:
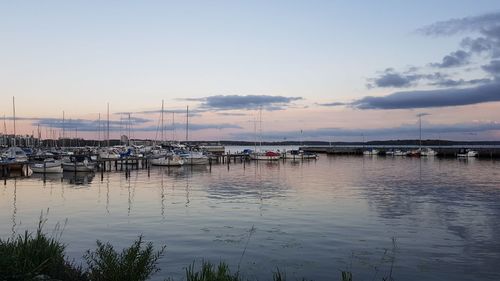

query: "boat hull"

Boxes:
[62, 162, 95, 172]
[250, 154, 281, 161]
[31, 163, 63, 173]
[151, 156, 184, 166]
[183, 157, 209, 165]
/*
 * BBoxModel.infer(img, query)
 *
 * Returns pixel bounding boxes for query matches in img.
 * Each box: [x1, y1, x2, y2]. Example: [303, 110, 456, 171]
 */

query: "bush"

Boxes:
[0, 220, 85, 281]
[84, 235, 165, 281]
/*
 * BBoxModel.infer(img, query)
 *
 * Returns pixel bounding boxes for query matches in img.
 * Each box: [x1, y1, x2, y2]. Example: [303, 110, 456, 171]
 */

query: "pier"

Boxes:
[300, 146, 500, 158]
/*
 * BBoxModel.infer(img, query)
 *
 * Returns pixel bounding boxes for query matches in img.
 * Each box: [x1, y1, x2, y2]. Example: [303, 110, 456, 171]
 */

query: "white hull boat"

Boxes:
[62, 157, 95, 172]
[183, 153, 210, 165]
[363, 149, 379, 156]
[284, 150, 318, 160]
[457, 150, 478, 157]
[31, 160, 62, 173]
[150, 155, 184, 166]
[250, 152, 281, 161]
[421, 148, 438, 157]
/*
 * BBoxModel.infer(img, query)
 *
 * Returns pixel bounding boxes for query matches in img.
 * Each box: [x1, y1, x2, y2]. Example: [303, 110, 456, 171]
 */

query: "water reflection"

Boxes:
[1, 156, 499, 281]
[30, 173, 63, 183]
[62, 172, 95, 185]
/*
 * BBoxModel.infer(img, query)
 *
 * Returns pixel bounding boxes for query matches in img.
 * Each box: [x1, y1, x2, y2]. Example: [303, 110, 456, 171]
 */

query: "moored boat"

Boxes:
[30, 159, 62, 173]
[250, 151, 281, 160]
[363, 149, 379, 156]
[285, 150, 318, 160]
[421, 147, 438, 156]
[457, 148, 478, 158]
[62, 156, 96, 172]
[150, 154, 184, 166]
[180, 151, 210, 165]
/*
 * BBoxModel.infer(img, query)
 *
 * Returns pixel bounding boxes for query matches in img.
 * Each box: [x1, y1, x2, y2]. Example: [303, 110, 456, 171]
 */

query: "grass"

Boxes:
[0, 217, 397, 281]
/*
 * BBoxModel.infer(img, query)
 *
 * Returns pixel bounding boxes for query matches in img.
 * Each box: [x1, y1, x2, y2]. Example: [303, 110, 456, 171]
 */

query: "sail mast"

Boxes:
[161, 100, 164, 143]
[98, 113, 101, 147]
[259, 106, 262, 151]
[12, 96, 16, 146]
[419, 115, 422, 150]
[172, 112, 175, 142]
[185, 106, 189, 143]
[107, 103, 110, 147]
[128, 113, 131, 146]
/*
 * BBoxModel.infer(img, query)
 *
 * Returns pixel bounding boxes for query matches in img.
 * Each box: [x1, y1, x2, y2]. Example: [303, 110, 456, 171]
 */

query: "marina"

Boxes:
[1, 148, 499, 281]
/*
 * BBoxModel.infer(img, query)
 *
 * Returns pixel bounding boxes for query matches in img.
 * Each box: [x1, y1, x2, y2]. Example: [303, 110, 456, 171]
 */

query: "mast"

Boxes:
[259, 106, 262, 151]
[128, 113, 131, 146]
[62, 111, 65, 147]
[107, 103, 110, 147]
[253, 117, 257, 152]
[37, 124, 41, 147]
[161, 100, 164, 143]
[98, 113, 101, 147]
[419, 115, 422, 150]
[185, 106, 189, 143]
[172, 112, 175, 142]
[3, 115, 6, 146]
[12, 96, 16, 146]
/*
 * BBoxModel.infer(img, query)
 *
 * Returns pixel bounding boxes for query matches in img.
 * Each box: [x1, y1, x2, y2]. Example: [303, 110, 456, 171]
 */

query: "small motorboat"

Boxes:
[62, 155, 96, 172]
[421, 147, 438, 157]
[150, 154, 184, 166]
[457, 148, 478, 158]
[363, 149, 379, 156]
[30, 158, 62, 173]
[250, 151, 281, 160]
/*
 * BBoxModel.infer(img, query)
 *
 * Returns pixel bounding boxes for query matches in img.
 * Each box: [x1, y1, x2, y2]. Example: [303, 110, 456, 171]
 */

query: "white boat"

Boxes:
[457, 149, 478, 158]
[284, 150, 317, 160]
[181, 152, 210, 165]
[30, 159, 62, 173]
[421, 147, 438, 156]
[99, 149, 120, 160]
[150, 155, 184, 166]
[1, 147, 28, 163]
[250, 151, 281, 160]
[62, 156, 96, 172]
[393, 150, 406, 156]
[363, 149, 379, 156]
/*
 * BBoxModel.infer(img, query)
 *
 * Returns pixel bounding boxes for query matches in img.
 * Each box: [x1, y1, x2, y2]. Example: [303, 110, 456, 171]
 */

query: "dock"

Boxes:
[300, 146, 500, 158]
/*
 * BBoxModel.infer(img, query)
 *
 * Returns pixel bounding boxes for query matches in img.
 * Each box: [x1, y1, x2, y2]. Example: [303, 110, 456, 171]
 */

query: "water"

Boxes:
[1, 151, 500, 280]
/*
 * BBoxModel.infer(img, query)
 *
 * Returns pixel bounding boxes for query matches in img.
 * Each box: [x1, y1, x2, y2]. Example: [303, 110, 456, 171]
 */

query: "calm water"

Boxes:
[1, 151, 500, 280]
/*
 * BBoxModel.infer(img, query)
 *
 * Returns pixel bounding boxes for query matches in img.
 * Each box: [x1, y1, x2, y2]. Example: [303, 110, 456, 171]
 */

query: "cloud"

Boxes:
[429, 78, 491, 87]
[216, 112, 248, 116]
[192, 95, 302, 111]
[318, 102, 346, 107]
[431, 50, 470, 68]
[482, 60, 500, 76]
[417, 12, 500, 36]
[351, 80, 500, 109]
[367, 69, 447, 89]
[419, 12, 500, 58]
[136, 122, 242, 132]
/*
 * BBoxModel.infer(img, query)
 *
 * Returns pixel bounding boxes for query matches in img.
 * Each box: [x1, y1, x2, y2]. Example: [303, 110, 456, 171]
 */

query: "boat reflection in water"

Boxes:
[30, 172, 63, 182]
[62, 171, 95, 185]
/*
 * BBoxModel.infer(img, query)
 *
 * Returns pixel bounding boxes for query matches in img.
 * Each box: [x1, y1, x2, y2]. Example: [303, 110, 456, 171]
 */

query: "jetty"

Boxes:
[300, 145, 500, 158]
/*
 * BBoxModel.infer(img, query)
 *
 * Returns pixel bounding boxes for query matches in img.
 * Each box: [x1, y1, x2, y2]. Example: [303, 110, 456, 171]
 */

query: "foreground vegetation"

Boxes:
[0, 217, 396, 281]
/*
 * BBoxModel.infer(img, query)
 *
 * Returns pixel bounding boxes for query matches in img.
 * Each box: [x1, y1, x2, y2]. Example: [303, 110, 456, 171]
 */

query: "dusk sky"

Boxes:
[1, 1, 500, 141]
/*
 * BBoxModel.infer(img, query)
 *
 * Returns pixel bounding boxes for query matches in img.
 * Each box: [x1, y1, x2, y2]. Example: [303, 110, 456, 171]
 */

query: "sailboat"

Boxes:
[2, 97, 28, 168]
[181, 105, 210, 165]
[249, 108, 281, 161]
[150, 101, 185, 166]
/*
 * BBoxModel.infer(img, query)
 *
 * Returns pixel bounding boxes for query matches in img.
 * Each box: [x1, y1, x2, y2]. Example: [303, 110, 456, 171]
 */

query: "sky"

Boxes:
[1, 0, 500, 141]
